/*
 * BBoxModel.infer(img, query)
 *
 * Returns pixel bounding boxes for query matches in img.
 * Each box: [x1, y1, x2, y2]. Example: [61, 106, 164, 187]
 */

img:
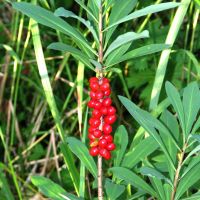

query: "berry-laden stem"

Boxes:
[98, 1, 104, 199]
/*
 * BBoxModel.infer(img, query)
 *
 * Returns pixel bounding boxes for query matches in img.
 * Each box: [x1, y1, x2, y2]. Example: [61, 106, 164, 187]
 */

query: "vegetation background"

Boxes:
[0, 0, 200, 199]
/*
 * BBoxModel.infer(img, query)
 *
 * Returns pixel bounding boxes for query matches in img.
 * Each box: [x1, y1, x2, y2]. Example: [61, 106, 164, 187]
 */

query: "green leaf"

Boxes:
[66, 137, 97, 178]
[105, 0, 138, 48]
[0, 169, 15, 200]
[105, 2, 180, 31]
[175, 162, 200, 200]
[12, 2, 96, 57]
[31, 176, 82, 200]
[150, 178, 166, 200]
[104, 30, 149, 59]
[48, 42, 94, 70]
[54, 7, 99, 43]
[165, 82, 186, 140]
[183, 82, 200, 137]
[191, 134, 200, 143]
[105, 43, 131, 67]
[114, 125, 128, 166]
[118, 95, 175, 170]
[105, 179, 125, 200]
[106, 44, 170, 67]
[122, 136, 158, 168]
[109, 167, 157, 197]
[140, 166, 172, 186]
[191, 116, 200, 134]
[181, 192, 200, 200]
[180, 50, 200, 76]
[74, 0, 98, 22]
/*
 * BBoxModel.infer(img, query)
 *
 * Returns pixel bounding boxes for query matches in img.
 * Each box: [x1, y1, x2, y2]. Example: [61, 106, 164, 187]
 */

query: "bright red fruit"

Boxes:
[90, 91, 96, 99]
[87, 100, 95, 108]
[104, 89, 111, 96]
[88, 126, 97, 133]
[104, 115, 117, 124]
[104, 135, 113, 143]
[88, 133, 96, 140]
[93, 130, 102, 138]
[89, 77, 98, 83]
[100, 107, 108, 115]
[107, 106, 116, 115]
[103, 124, 112, 135]
[95, 91, 104, 100]
[100, 83, 110, 91]
[99, 139, 108, 148]
[106, 143, 116, 151]
[99, 149, 111, 160]
[94, 101, 102, 110]
[89, 118, 101, 127]
[102, 78, 109, 83]
[102, 98, 112, 107]
[90, 82, 99, 91]
[92, 109, 102, 119]
[90, 147, 99, 156]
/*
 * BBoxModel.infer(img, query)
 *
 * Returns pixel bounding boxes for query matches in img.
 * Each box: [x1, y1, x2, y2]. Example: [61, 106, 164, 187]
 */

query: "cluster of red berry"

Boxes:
[87, 77, 116, 160]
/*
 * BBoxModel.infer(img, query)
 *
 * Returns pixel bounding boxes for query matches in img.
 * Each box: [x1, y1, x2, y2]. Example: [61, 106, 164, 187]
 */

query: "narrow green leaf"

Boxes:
[183, 82, 200, 137]
[66, 137, 97, 178]
[106, 44, 170, 67]
[30, 20, 79, 193]
[105, 43, 131, 67]
[48, 42, 94, 70]
[12, 2, 96, 57]
[191, 134, 200, 143]
[140, 166, 172, 186]
[149, 0, 191, 110]
[54, 7, 99, 43]
[105, 0, 138, 48]
[0, 169, 15, 200]
[110, 167, 157, 197]
[122, 136, 158, 168]
[165, 82, 185, 140]
[104, 30, 149, 59]
[114, 125, 128, 166]
[118, 95, 175, 170]
[74, 0, 98, 22]
[31, 176, 82, 200]
[105, 179, 125, 200]
[181, 192, 200, 200]
[191, 116, 200, 134]
[105, 3, 180, 31]
[175, 162, 200, 200]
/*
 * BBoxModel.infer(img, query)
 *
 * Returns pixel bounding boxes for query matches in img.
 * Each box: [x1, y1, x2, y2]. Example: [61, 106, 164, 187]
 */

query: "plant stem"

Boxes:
[170, 144, 187, 200]
[98, 1, 104, 200]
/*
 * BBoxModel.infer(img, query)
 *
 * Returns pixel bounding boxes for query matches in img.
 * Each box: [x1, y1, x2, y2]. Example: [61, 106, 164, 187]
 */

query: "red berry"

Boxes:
[88, 126, 97, 133]
[90, 91, 96, 99]
[93, 130, 102, 138]
[102, 98, 112, 107]
[104, 89, 111, 96]
[100, 83, 110, 92]
[100, 107, 108, 115]
[102, 78, 109, 83]
[104, 115, 117, 124]
[89, 77, 98, 83]
[88, 133, 96, 140]
[90, 82, 99, 91]
[95, 91, 104, 100]
[99, 149, 111, 160]
[87, 100, 95, 108]
[94, 101, 102, 110]
[106, 143, 116, 151]
[107, 106, 116, 115]
[104, 135, 113, 143]
[92, 109, 102, 119]
[103, 124, 112, 135]
[99, 139, 108, 148]
[89, 147, 99, 156]
[89, 118, 101, 128]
